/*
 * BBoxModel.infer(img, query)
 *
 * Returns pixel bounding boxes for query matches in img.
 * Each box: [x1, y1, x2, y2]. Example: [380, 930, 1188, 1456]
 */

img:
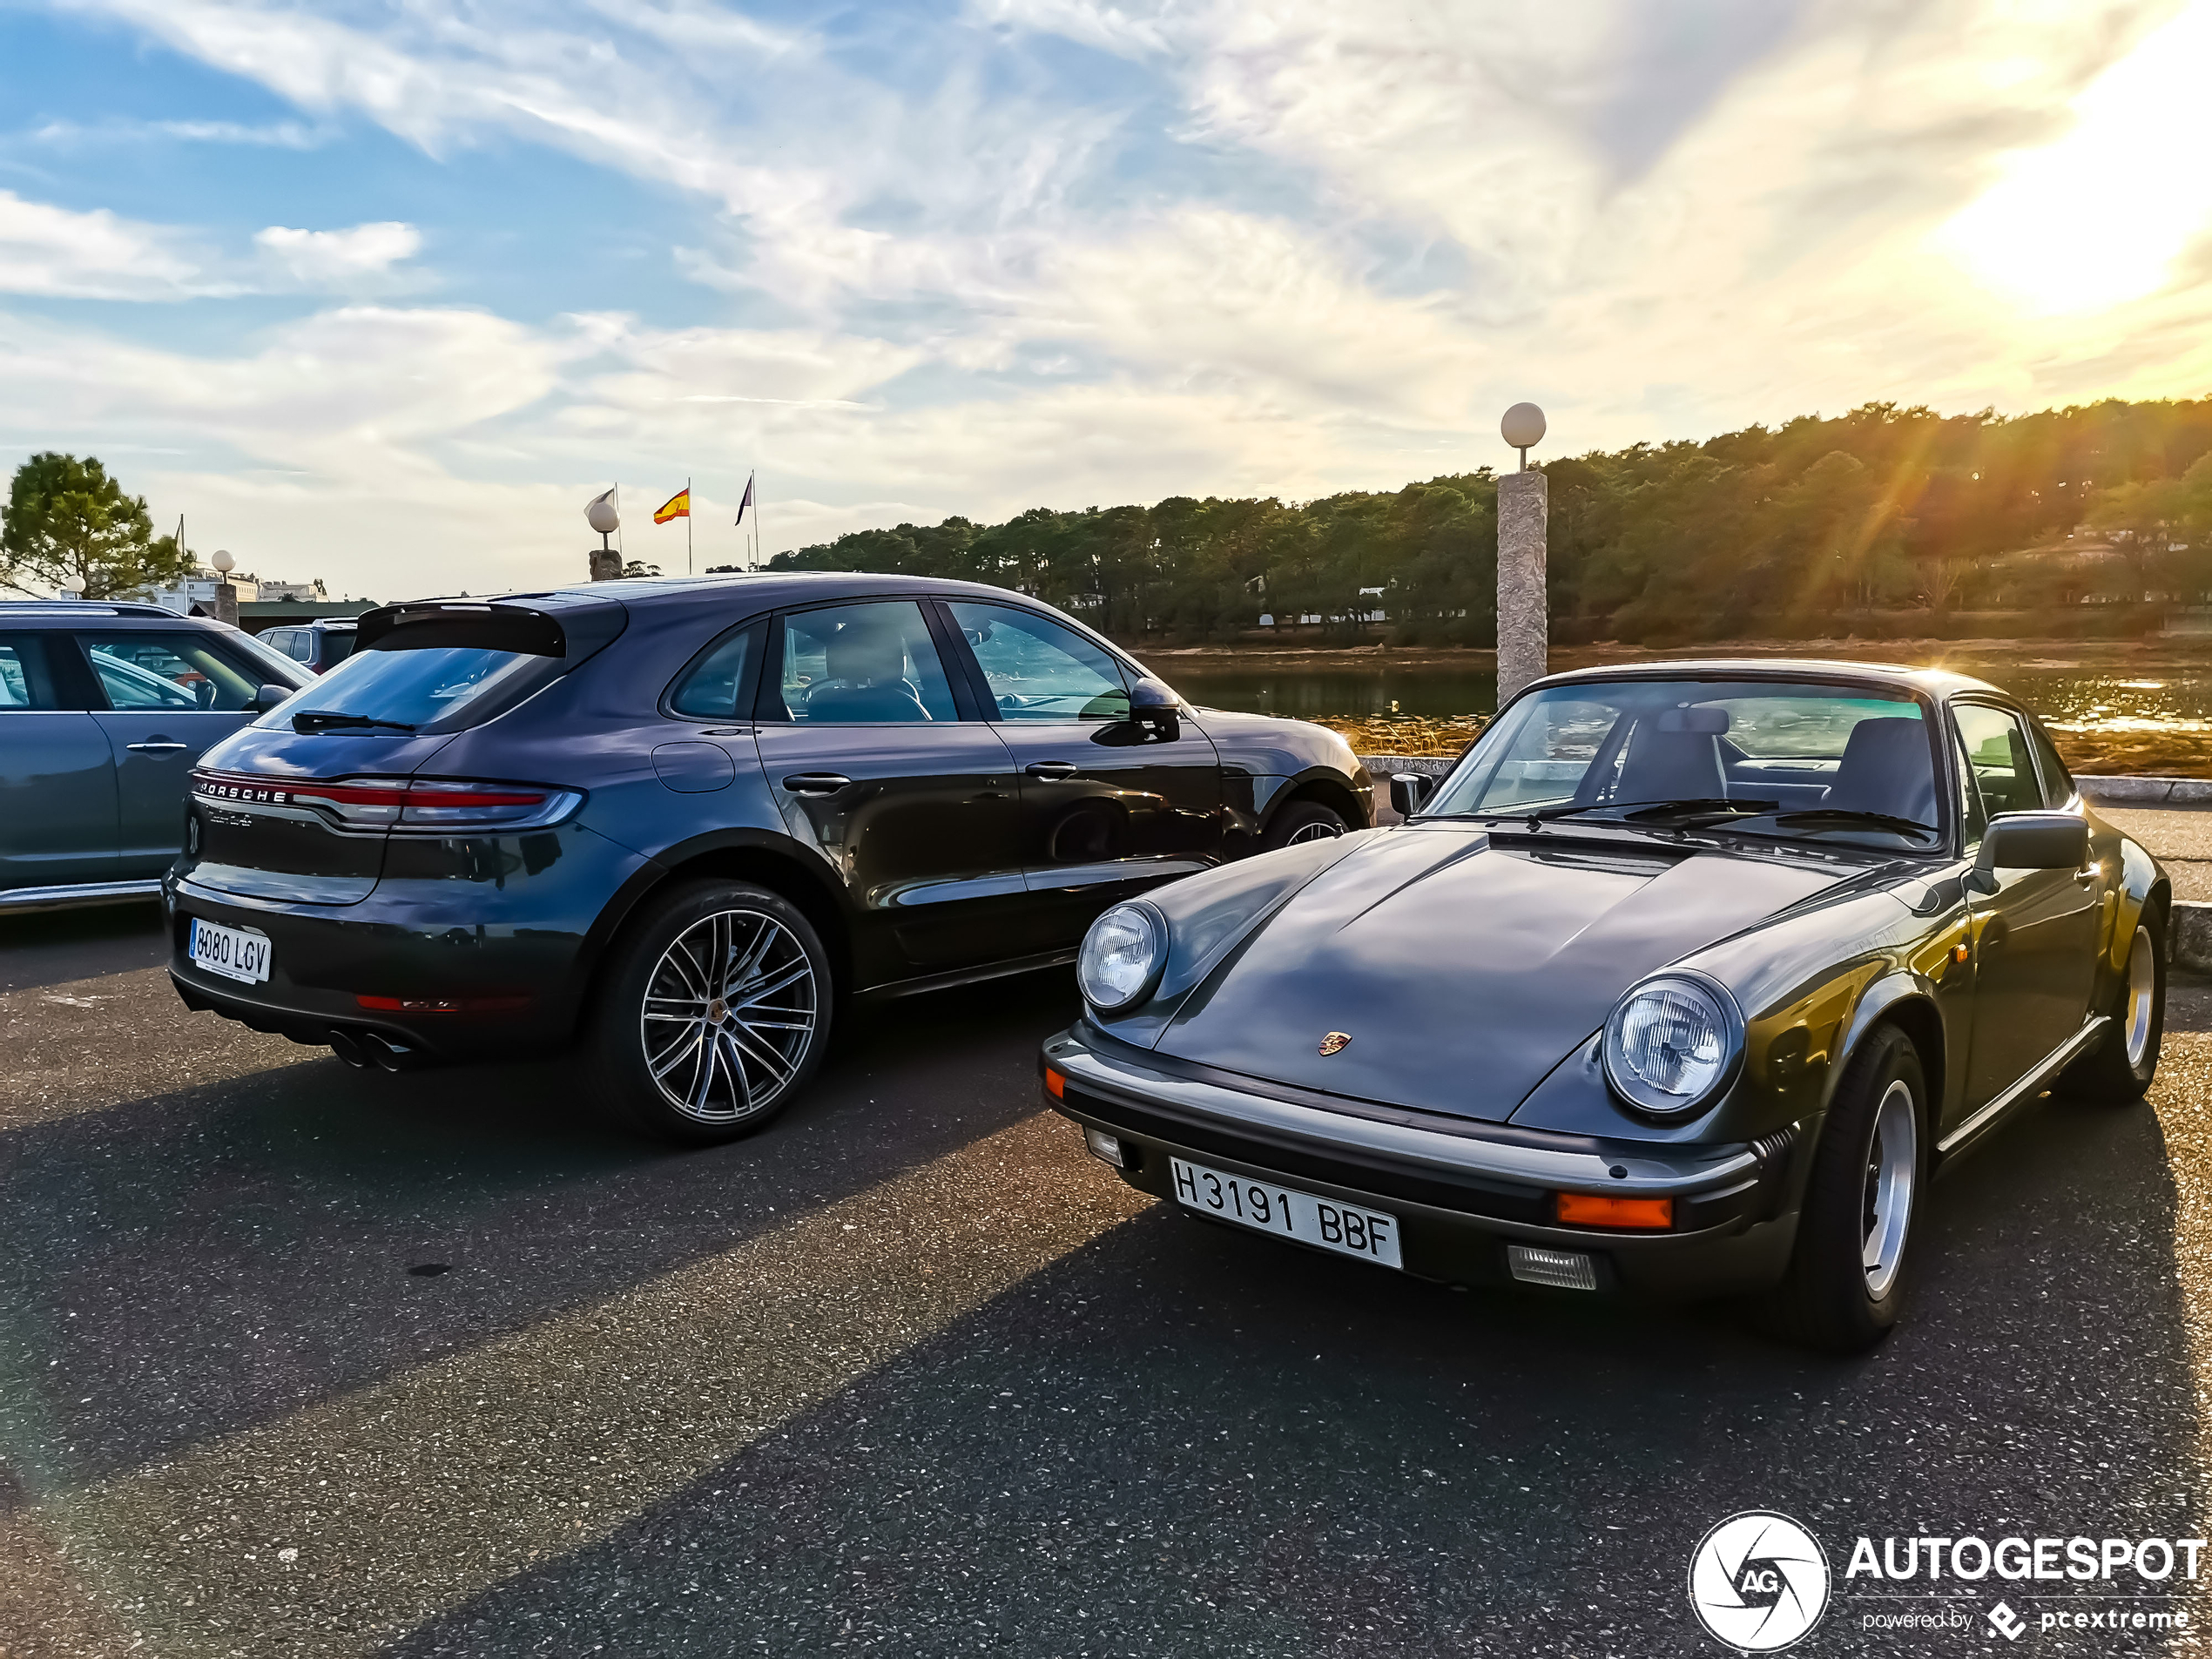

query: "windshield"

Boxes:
[1426, 678, 1944, 848]
[265, 644, 547, 732]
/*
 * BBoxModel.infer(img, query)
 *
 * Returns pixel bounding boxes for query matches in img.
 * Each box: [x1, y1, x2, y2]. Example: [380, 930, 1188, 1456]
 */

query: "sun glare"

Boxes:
[1938, 0, 2212, 314]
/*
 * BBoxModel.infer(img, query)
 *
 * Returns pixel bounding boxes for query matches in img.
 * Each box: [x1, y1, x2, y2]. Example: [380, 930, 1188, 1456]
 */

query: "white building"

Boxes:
[142, 569, 260, 614]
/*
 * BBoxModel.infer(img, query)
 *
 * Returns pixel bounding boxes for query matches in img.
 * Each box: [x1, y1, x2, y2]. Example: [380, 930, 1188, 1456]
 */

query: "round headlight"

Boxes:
[1602, 974, 1743, 1118]
[1077, 901, 1165, 1011]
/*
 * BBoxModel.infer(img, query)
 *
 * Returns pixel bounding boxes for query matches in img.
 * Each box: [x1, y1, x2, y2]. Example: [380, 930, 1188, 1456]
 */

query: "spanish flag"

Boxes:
[654, 488, 691, 524]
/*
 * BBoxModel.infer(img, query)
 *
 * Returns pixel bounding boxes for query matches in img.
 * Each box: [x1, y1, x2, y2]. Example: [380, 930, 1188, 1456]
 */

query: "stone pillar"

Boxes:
[590, 546, 622, 582]
[214, 583, 239, 627]
[1495, 469, 1548, 702]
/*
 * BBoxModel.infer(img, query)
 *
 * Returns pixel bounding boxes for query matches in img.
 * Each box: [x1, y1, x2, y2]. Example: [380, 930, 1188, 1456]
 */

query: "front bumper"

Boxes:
[1042, 1025, 1803, 1298]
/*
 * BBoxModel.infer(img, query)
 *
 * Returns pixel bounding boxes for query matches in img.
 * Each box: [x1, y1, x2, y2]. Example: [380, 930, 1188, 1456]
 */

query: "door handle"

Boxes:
[782, 772, 853, 795]
[1025, 761, 1080, 780]
[126, 741, 189, 753]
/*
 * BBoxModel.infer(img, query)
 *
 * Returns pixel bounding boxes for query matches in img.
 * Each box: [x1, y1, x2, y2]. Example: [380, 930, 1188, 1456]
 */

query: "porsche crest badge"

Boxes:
[1318, 1031, 1352, 1056]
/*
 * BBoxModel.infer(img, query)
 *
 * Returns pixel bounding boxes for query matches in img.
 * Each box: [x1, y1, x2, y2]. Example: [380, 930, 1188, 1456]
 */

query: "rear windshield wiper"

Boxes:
[291, 711, 417, 733]
[1766, 808, 1939, 842]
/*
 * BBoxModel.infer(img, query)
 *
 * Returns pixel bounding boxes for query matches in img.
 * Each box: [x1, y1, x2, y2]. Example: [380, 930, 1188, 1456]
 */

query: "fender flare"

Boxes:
[559, 827, 858, 1017]
[1825, 968, 1952, 1125]
[1255, 765, 1375, 833]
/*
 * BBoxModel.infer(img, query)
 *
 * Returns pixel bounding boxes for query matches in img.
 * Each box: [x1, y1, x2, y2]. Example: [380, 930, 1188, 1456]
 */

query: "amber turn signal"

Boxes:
[1043, 1066, 1065, 1098]
[1555, 1191, 1674, 1230]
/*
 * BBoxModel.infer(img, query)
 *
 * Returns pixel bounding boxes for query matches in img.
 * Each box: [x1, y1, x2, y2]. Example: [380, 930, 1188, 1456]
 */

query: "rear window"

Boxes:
[320, 631, 357, 665]
[271, 645, 548, 732]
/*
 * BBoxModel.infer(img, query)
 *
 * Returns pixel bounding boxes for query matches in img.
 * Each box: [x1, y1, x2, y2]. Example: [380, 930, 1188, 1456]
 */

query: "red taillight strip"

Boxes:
[192, 770, 548, 808]
[403, 783, 549, 807]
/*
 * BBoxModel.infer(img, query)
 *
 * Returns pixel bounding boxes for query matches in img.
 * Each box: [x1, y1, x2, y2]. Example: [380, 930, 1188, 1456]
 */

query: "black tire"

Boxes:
[1263, 799, 1349, 851]
[584, 879, 833, 1145]
[2057, 903, 2164, 1103]
[1766, 1025, 1926, 1353]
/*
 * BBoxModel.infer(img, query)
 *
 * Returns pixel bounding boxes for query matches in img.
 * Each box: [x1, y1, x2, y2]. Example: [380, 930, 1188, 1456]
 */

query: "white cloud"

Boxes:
[0, 190, 216, 300]
[254, 222, 423, 286]
[0, 192, 425, 299]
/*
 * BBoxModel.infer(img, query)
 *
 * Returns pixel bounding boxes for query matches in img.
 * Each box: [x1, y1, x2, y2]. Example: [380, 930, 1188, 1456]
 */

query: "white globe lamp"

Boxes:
[1501, 403, 1546, 469]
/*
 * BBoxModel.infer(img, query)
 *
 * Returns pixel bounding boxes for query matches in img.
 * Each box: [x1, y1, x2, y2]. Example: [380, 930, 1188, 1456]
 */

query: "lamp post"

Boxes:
[211, 549, 239, 628]
[585, 489, 622, 582]
[1495, 403, 1548, 703]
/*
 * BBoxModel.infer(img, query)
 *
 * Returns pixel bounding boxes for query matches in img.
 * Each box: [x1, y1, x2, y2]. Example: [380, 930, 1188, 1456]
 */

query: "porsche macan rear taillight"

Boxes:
[191, 771, 582, 834]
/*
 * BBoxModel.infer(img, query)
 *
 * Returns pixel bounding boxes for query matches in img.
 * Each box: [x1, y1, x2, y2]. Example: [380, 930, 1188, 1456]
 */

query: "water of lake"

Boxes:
[1168, 660, 2212, 742]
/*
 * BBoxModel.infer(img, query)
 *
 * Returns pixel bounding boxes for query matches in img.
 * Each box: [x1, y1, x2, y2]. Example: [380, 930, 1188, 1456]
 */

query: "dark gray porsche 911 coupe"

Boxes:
[1041, 660, 2168, 1351]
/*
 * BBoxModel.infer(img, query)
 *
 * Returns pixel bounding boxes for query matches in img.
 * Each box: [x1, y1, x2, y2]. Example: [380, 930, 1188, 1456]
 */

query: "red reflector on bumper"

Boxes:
[1555, 1192, 1674, 1230]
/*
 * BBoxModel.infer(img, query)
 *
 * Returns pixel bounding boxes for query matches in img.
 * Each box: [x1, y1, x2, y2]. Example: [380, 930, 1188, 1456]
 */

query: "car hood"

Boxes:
[1150, 826, 1856, 1122]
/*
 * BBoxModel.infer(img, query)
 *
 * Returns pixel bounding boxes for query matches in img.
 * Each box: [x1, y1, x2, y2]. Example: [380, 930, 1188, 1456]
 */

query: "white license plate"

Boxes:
[189, 917, 272, 985]
[1170, 1157, 1403, 1270]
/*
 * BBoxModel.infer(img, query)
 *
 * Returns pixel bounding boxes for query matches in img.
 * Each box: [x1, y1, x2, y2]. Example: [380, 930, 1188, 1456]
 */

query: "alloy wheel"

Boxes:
[1285, 819, 1344, 845]
[1860, 1078, 1918, 1298]
[640, 907, 819, 1124]
[2123, 923, 2156, 1070]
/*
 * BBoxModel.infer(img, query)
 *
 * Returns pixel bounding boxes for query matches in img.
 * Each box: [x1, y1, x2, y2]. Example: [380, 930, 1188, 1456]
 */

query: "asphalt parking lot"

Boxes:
[4, 904, 2212, 1656]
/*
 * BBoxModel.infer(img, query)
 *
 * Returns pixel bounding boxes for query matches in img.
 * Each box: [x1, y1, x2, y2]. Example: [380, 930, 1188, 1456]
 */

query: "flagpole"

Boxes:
[687, 475, 693, 575]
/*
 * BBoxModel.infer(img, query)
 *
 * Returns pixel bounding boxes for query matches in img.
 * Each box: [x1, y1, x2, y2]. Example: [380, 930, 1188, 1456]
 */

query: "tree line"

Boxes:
[770, 398, 2212, 646]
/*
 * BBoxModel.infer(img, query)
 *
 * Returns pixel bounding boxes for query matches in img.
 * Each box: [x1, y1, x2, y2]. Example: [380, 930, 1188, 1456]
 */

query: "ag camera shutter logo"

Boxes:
[1689, 1511, 1831, 1651]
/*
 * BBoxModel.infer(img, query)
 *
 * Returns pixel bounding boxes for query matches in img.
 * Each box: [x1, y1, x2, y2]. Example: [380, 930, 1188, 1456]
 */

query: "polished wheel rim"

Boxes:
[1861, 1079, 1918, 1299]
[1285, 819, 1344, 845]
[640, 908, 818, 1123]
[2124, 923, 2156, 1070]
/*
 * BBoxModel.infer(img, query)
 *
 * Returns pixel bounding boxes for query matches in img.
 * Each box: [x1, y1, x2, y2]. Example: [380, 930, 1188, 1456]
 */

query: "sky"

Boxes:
[3, 0, 2212, 599]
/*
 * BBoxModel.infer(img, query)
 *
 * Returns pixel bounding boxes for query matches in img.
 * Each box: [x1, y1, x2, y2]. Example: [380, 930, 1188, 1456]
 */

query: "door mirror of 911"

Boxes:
[1128, 677, 1184, 736]
[1390, 773, 1433, 818]
[1971, 812, 2088, 891]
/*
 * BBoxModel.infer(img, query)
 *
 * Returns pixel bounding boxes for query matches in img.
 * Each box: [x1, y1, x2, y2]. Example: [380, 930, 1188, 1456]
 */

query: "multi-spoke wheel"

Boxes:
[589, 880, 833, 1143]
[1262, 799, 1349, 851]
[1766, 1024, 1925, 1352]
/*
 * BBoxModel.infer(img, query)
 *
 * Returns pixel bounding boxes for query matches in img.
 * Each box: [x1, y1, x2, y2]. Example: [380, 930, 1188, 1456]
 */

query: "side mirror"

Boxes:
[1389, 773, 1433, 818]
[1970, 812, 2087, 891]
[1127, 677, 1184, 735]
[252, 682, 293, 713]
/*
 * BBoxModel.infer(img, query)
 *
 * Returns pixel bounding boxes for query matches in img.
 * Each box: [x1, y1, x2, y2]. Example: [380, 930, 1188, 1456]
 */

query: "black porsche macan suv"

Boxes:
[166, 574, 1372, 1142]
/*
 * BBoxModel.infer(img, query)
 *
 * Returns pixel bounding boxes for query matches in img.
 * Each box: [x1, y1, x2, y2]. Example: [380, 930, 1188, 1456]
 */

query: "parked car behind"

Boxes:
[0, 601, 311, 913]
[165, 574, 1372, 1140]
[260, 619, 359, 675]
[1043, 660, 2166, 1351]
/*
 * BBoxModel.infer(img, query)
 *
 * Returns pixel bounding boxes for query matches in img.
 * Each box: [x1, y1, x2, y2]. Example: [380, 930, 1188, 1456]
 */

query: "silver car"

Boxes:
[0, 601, 311, 912]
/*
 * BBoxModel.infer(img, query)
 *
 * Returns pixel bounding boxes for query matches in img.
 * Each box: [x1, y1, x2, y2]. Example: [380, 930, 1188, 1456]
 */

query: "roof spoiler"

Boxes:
[355, 597, 626, 661]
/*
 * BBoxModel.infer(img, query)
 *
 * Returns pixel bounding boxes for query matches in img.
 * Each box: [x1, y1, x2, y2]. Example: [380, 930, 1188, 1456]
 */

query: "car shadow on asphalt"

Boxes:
[0, 903, 169, 995]
[384, 1074, 2196, 1657]
[0, 970, 1085, 1492]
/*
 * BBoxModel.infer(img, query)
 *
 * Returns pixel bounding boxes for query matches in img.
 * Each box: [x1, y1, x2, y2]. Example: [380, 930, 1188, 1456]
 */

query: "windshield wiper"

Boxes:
[291, 711, 417, 733]
[1767, 808, 1939, 842]
[1503, 798, 1774, 826]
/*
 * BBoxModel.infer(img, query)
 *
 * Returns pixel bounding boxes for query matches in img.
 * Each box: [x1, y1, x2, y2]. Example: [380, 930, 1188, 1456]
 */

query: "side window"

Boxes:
[2026, 718, 2076, 807]
[948, 603, 1130, 721]
[266, 631, 298, 661]
[0, 636, 59, 710]
[1952, 703, 2040, 819]
[769, 601, 958, 724]
[669, 624, 759, 719]
[78, 633, 262, 712]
